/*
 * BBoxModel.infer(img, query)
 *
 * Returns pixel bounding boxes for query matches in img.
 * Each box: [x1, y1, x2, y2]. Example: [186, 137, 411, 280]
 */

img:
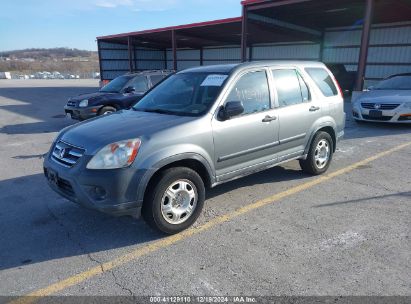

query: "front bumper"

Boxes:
[43, 149, 146, 217]
[64, 105, 101, 120]
[352, 105, 411, 123]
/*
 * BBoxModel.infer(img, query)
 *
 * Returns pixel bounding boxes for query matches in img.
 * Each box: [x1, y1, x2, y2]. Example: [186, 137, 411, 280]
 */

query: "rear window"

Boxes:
[272, 69, 304, 107]
[305, 68, 338, 97]
[150, 74, 166, 86]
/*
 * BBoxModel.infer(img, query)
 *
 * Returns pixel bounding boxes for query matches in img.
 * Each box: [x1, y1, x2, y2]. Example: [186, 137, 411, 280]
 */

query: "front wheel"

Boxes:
[299, 131, 333, 175]
[142, 167, 205, 234]
[98, 106, 116, 116]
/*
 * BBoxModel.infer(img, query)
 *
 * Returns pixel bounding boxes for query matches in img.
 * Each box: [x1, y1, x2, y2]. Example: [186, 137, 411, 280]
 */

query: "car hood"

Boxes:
[69, 92, 113, 102]
[60, 110, 196, 154]
[357, 90, 411, 104]
[69, 91, 145, 103]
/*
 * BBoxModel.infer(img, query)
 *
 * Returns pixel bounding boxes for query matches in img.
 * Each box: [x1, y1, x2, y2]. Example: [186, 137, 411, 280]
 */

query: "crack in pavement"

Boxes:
[46, 203, 136, 296]
[110, 269, 135, 296]
[46, 204, 106, 270]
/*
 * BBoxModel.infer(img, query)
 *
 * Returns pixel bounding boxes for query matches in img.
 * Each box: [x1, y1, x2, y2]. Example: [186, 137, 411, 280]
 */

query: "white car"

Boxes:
[352, 73, 411, 123]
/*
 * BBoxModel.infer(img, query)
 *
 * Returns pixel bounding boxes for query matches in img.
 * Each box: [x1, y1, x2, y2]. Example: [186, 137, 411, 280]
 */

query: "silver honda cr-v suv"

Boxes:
[44, 61, 345, 234]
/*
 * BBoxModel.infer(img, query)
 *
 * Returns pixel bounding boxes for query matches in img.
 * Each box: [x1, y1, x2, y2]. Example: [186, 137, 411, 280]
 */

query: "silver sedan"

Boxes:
[352, 73, 411, 123]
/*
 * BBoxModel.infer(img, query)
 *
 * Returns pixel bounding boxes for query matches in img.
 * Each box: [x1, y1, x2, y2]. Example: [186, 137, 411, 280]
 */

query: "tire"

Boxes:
[142, 167, 205, 234]
[98, 106, 116, 116]
[299, 131, 333, 175]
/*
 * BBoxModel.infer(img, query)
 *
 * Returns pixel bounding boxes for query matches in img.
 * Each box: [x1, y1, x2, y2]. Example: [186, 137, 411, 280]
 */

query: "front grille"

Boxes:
[67, 100, 77, 107]
[362, 115, 393, 121]
[58, 177, 75, 196]
[51, 141, 85, 168]
[44, 168, 75, 196]
[361, 103, 400, 110]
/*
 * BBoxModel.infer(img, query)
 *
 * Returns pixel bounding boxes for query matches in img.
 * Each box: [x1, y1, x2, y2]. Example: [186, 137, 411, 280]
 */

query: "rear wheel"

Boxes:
[99, 106, 116, 116]
[299, 131, 333, 175]
[142, 167, 205, 234]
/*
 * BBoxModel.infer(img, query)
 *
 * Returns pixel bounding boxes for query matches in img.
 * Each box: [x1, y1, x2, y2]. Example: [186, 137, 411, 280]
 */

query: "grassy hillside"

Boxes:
[0, 48, 99, 76]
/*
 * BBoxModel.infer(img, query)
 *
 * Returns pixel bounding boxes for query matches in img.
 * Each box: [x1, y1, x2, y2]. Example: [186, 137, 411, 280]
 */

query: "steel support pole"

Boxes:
[163, 49, 168, 70]
[319, 32, 325, 62]
[127, 36, 133, 72]
[355, 0, 374, 91]
[241, 5, 248, 62]
[249, 44, 253, 61]
[133, 44, 137, 71]
[172, 30, 177, 71]
[97, 40, 103, 81]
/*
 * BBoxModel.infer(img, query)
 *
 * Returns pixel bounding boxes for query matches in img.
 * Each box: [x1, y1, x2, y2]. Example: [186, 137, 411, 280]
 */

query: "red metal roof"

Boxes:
[97, 16, 242, 40]
[241, 0, 270, 5]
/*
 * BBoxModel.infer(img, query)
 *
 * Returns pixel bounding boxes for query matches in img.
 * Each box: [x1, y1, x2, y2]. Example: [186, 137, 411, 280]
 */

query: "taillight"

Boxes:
[336, 80, 344, 96]
[99, 79, 110, 88]
[330, 74, 343, 96]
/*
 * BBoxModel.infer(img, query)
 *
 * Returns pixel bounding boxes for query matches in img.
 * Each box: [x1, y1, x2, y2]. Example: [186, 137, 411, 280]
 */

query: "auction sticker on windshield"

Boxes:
[200, 74, 228, 87]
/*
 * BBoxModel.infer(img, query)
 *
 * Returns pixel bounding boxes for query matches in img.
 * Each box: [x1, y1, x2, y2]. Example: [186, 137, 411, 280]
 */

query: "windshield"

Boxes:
[374, 75, 411, 90]
[100, 75, 132, 93]
[133, 72, 228, 116]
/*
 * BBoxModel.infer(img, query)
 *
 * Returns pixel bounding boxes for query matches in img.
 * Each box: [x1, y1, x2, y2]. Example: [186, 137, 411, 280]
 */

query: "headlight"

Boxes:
[403, 102, 411, 109]
[87, 139, 141, 169]
[79, 99, 88, 107]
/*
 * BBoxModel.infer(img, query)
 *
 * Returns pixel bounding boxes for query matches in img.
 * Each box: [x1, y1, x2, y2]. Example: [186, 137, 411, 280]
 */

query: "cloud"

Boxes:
[95, 0, 179, 11]
[95, 0, 134, 8]
[95, 1, 116, 8]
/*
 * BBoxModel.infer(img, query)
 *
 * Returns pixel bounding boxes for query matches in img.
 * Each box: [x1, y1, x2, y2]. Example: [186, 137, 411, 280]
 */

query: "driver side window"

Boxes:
[226, 70, 270, 115]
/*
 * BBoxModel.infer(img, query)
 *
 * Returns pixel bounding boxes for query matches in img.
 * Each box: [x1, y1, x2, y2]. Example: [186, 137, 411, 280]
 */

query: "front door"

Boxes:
[212, 69, 280, 181]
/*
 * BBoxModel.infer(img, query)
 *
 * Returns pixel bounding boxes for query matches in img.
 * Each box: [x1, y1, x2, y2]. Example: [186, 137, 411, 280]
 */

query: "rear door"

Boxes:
[212, 68, 280, 180]
[271, 68, 322, 158]
[305, 67, 344, 126]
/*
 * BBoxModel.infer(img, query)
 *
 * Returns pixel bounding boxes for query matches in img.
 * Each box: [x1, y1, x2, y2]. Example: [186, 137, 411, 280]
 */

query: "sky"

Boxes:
[0, 0, 241, 52]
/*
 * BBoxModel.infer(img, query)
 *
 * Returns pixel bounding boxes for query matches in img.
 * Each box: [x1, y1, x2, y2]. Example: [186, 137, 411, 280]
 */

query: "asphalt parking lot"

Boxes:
[0, 80, 410, 299]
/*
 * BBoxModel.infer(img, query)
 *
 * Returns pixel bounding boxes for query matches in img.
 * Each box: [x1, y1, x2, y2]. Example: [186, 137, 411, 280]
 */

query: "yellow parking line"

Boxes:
[10, 141, 411, 304]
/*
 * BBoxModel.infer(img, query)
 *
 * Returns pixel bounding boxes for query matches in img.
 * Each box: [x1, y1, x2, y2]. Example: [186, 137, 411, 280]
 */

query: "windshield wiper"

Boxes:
[99, 90, 119, 93]
[135, 108, 182, 115]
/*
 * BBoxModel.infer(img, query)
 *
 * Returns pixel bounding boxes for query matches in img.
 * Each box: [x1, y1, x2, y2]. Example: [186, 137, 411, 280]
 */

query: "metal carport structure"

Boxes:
[241, 0, 411, 90]
[97, 0, 411, 90]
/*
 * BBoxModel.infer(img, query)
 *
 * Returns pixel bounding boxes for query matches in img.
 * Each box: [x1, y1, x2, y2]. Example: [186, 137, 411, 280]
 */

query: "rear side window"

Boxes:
[272, 69, 304, 107]
[305, 68, 338, 97]
[150, 75, 165, 86]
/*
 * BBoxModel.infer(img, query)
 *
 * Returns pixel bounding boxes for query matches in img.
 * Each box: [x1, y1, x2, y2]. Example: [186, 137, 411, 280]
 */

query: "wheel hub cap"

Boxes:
[161, 179, 198, 225]
[314, 139, 330, 169]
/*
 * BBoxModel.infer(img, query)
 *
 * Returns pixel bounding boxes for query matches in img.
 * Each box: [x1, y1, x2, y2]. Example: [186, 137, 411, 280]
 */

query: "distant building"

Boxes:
[0, 72, 12, 79]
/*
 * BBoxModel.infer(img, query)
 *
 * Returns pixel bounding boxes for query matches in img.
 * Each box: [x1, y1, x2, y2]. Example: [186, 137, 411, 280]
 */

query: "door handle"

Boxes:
[262, 115, 277, 122]
[309, 106, 320, 112]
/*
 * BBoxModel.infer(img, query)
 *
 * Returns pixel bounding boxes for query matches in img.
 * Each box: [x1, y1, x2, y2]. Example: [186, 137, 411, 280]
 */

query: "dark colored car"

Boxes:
[326, 64, 356, 95]
[64, 70, 173, 120]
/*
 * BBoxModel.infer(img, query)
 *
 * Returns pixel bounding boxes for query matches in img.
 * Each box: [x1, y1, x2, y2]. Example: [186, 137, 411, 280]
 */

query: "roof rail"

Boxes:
[125, 69, 175, 75]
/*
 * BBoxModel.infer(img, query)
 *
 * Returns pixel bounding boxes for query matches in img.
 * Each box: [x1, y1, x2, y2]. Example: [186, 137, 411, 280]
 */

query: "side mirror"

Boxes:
[124, 86, 135, 93]
[219, 101, 244, 120]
